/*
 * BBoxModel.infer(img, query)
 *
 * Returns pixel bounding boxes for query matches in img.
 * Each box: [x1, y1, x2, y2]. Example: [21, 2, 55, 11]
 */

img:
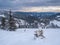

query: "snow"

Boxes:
[0, 28, 60, 45]
[19, 19, 28, 25]
[57, 15, 60, 18]
[50, 20, 60, 26]
[0, 14, 5, 17]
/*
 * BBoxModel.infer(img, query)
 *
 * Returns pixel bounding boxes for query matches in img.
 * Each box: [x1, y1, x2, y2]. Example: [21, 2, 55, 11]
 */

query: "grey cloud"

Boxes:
[48, 0, 60, 3]
[0, 0, 60, 10]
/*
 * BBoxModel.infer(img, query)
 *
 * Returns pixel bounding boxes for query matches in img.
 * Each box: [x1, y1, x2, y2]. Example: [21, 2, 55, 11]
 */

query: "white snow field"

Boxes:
[0, 28, 60, 45]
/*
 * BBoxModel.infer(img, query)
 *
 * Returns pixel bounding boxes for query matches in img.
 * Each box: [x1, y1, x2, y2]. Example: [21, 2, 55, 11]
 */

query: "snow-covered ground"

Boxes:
[0, 28, 60, 45]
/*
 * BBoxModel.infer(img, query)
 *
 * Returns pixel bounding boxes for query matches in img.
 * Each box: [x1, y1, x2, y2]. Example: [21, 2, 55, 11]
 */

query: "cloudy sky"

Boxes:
[0, 0, 60, 12]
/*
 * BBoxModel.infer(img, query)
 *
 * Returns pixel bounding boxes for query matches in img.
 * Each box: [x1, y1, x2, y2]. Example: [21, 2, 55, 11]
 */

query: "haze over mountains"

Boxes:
[15, 6, 60, 12]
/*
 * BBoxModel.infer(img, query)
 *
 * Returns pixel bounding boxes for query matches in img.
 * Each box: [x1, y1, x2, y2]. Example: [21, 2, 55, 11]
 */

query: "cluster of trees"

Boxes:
[0, 10, 54, 31]
[0, 10, 17, 31]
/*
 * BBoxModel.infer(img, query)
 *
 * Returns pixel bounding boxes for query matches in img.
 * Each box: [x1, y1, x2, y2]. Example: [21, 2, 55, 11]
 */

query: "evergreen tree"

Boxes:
[8, 10, 17, 31]
[34, 21, 38, 28]
[1, 17, 6, 29]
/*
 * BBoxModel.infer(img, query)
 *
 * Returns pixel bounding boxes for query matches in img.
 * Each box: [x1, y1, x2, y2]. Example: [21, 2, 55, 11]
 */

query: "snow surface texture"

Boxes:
[46, 20, 60, 28]
[50, 20, 60, 27]
[0, 28, 60, 45]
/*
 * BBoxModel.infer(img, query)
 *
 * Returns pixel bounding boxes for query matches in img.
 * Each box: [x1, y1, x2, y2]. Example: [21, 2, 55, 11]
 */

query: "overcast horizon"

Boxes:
[0, 0, 60, 12]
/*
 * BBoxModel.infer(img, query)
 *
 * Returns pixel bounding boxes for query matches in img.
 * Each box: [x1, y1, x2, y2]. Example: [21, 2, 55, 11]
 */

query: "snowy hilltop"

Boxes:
[0, 11, 60, 45]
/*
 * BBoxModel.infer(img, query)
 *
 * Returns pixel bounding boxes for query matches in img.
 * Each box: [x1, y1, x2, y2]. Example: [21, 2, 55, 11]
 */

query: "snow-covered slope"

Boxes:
[50, 20, 60, 26]
[0, 28, 60, 45]
[46, 20, 60, 28]
[56, 15, 60, 20]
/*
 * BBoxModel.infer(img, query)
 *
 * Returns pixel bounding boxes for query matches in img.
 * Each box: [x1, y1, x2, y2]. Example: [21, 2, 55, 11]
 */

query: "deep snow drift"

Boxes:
[0, 28, 60, 45]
